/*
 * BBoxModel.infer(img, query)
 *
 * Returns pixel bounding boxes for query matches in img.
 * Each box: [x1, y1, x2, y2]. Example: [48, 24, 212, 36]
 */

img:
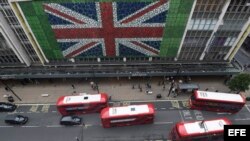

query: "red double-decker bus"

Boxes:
[100, 104, 155, 128]
[169, 118, 231, 141]
[56, 93, 108, 115]
[189, 90, 245, 113]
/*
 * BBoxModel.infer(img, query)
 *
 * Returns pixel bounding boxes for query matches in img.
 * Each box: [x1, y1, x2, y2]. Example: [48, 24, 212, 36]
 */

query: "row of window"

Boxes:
[0, 1, 40, 63]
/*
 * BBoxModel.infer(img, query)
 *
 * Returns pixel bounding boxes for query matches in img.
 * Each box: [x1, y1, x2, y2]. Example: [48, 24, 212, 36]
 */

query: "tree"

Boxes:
[228, 73, 250, 92]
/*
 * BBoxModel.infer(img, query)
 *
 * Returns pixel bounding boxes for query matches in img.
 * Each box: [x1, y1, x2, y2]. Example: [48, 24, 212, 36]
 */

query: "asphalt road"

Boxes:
[0, 101, 250, 141]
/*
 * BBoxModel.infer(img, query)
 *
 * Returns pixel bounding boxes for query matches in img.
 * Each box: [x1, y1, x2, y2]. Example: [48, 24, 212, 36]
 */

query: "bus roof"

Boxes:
[195, 91, 245, 103]
[109, 105, 151, 117]
[58, 94, 104, 105]
[100, 104, 154, 118]
[177, 118, 231, 137]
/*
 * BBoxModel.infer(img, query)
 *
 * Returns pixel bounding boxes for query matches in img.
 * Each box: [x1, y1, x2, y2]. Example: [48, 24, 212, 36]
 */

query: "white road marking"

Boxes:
[245, 105, 250, 113]
[217, 112, 231, 115]
[52, 111, 57, 113]
[21, 126, 39, 128]
[161, 108, 166, 110]
[47, 125, 62, 127]
[13, 105, 19, 113]
[171, 100, 180, 109]
[19, 112, 24, 113]
[154, 108, 158, 110]
[0, 126, 14, 128]
[181, 100, 189, 108]
[17, 104, 55, 106]
[154, 121, 174, 125]
[29, 105, 39, 113]
[179, 110, 184, 121]
[84, 124, 93, 128]
[41, 105, 50, 113]
[122, 101, 130, 106]
[235, 118, 250, 121]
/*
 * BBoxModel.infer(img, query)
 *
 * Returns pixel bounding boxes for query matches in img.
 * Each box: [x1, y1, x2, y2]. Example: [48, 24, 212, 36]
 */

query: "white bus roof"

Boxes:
[63, 94, 101, 104]
[109, 105, 150, 117]
[196, 91, 244, 103]
[184, 119, 226, 134]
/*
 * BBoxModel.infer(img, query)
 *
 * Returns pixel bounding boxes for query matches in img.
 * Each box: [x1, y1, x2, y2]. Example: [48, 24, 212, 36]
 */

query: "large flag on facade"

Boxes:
[43, 0, 169, 58]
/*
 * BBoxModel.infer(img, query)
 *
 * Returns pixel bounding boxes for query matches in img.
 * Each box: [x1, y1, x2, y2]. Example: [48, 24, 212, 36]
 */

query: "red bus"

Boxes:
[100, 104, 155, 128]
[189, 90, 245, 113]
[169, 118, 231, 141]
[56, 93, 108, 115]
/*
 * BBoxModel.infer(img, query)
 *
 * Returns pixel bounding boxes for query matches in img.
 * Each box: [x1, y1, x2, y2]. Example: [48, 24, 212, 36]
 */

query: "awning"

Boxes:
[177, 83, 199, 90]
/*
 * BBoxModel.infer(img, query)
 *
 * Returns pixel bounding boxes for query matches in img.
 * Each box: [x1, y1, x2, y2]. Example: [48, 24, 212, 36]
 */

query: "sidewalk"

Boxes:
[0, 76, 249, 104]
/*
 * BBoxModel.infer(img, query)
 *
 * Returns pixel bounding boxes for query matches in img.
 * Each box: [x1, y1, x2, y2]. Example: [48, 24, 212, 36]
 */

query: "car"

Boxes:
[0, 102, 17, 112]
[60, 115, 82, 125]
[5, 114, 28, 125]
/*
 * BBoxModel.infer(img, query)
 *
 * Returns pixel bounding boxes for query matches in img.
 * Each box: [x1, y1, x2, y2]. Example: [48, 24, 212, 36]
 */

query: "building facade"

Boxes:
[0, 0, 249, 78]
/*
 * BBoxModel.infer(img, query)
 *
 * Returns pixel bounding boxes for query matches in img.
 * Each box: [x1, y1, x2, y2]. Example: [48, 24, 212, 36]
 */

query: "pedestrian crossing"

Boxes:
[10, 104, 58, 114]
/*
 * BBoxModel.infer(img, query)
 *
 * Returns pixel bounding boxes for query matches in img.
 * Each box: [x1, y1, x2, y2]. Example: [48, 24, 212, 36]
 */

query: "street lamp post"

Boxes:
[1, 80, 22, 101]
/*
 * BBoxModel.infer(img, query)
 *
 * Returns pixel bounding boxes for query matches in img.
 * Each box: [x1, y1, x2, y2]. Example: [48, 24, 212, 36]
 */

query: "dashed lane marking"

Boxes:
[52, 111, 57, 113]
[17, 104, 55, 106]
[21, 126, 39, 128]
[217, 112, 231, 115]
[154, 121, 174, 125]
[0, 126, 14, 128]
[161, 108, 166, 110]
[46, 125, 62, 128]
[235, 118, 250, 121]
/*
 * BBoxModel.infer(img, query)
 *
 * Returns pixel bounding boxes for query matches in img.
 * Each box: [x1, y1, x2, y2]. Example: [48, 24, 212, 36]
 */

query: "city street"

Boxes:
[0, 101, 250, 141]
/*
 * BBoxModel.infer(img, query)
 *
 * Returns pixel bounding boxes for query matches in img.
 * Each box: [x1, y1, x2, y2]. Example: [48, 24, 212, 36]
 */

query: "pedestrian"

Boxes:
[140, 87, 142, 92]
[5, 86, 9, 91]
[205, 88, 208, 91]
[161, 80, 164, 85]
[168, 86, 173, 97]
[172, 88, 176, 97]
[71, 84, 75, 89]
[158, 81, 161, 86]
[90, 81, 94, 89]
[132, 84, 135, 89]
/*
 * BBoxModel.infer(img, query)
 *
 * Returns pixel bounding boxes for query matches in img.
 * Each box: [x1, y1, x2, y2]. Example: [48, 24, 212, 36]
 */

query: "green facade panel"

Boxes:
[160, 0, 194, 57]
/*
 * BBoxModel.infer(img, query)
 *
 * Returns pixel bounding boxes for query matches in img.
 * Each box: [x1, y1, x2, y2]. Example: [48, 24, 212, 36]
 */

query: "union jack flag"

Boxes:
[44, 0, 169, 58]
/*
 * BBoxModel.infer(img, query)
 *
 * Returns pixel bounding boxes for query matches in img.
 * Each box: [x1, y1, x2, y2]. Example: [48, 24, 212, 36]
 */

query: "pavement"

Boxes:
[0, 76, 250, 104]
